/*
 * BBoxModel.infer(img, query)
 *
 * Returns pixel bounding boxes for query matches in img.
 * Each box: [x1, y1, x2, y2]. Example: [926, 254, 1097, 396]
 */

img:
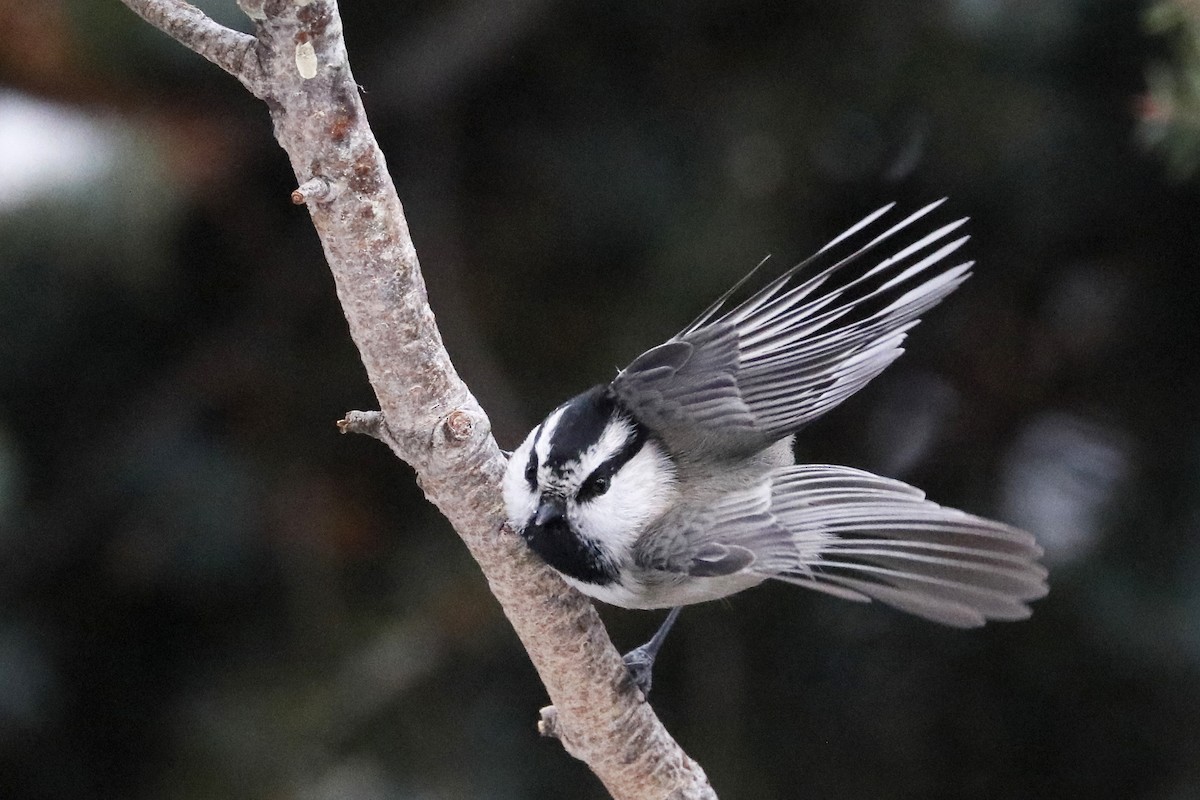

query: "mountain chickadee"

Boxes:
[502, 200, 1048, 693]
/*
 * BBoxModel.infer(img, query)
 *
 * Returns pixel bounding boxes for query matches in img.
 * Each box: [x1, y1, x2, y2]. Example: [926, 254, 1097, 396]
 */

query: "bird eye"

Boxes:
[578, 473, 611, 501]
[524, 449, 538, 488]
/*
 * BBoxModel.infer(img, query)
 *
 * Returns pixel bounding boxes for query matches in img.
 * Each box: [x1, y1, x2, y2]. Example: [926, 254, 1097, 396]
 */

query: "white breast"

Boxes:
[561, 569, 767, 610]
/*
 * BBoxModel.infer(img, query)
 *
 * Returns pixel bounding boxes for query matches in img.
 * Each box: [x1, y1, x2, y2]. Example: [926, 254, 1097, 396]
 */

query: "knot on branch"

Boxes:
[443, 408, 476, 442]
[431, 405, 491, 453]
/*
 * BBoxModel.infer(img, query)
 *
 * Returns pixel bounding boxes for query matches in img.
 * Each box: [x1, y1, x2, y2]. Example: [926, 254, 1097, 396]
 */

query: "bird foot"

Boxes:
[622, 644, 658, 696]
[619, 607, 681, 696]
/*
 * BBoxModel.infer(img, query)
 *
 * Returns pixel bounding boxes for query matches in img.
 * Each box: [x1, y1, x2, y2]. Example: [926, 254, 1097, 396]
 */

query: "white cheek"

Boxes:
[502, 431, 538, 530]
[570, 442, 677, 558]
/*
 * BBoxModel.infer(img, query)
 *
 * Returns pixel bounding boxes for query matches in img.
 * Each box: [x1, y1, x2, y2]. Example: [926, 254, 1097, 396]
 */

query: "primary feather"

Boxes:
[611, 198, 971, 460]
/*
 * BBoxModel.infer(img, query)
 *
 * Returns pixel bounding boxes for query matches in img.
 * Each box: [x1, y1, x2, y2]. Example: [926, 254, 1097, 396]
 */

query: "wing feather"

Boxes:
[611, 200, 973, 458]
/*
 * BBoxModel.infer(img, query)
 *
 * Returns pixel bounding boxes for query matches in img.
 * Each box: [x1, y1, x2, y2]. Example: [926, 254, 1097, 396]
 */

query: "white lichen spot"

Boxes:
[236, 0, 267, 20]
[296, 0, 314, 6]
[295, 41, 318, 79]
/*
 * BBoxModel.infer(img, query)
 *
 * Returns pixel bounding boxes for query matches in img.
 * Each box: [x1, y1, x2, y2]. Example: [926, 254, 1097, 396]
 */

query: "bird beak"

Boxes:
[533, 497, 565, 527]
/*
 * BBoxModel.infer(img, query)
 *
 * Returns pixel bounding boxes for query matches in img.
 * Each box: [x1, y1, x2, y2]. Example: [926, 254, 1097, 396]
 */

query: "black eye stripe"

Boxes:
[524, 424, 544, 488]
[524, 449, 538, 487]
[578, 471, 610, 502]
[577, 423, 648, 502]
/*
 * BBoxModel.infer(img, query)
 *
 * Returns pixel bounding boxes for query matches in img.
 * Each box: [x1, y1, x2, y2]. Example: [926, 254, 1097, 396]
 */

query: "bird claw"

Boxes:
[622, 645, 657, 696]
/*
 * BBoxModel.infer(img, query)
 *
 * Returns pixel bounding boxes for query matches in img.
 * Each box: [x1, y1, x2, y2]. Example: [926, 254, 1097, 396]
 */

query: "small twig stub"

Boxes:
[336, 409, 385, 439]
[292, 176, 336, 204]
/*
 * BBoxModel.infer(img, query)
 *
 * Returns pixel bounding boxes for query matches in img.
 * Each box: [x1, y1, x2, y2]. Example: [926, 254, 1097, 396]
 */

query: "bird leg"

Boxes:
[621, 607, 681, 696]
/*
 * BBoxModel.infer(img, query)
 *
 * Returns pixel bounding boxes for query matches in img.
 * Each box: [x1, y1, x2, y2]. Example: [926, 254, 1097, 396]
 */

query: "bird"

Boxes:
[502, 199, 1048, 694]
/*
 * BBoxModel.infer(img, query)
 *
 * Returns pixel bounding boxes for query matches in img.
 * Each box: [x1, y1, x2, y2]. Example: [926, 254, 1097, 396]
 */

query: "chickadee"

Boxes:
[503, 200, 1047, 693]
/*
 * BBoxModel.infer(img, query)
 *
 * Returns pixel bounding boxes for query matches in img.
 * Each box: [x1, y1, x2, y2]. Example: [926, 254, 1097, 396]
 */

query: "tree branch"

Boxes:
[116, 1, 717, 797]
[120, 0, 264, 96]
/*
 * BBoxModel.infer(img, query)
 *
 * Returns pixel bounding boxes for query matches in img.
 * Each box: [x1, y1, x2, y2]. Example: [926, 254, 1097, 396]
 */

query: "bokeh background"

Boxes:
[2, 0, 1199, 798]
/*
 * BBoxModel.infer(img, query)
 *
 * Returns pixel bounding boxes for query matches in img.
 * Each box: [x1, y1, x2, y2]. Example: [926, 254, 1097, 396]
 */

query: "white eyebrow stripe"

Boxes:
[535, 406, 568, 469]
[575, 417, 636, 481]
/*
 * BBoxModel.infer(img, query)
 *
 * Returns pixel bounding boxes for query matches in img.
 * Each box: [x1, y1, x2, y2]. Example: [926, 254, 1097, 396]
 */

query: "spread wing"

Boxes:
[639, 465, 1047, 627]
[610, 200, 971, 459]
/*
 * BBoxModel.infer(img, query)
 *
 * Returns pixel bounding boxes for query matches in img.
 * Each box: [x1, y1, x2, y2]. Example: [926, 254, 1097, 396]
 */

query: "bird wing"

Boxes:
[610, 200, 972, 460]
[638, 464, 1048, 628]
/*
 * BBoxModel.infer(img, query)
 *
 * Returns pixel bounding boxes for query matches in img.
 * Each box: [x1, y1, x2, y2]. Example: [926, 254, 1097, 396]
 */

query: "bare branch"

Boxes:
[117, 0, 717, 797]
[118, 0, 264, 96]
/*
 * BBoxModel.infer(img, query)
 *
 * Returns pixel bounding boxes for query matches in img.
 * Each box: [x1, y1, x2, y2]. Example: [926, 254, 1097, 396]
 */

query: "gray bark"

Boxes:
[115, 1, 717, 798]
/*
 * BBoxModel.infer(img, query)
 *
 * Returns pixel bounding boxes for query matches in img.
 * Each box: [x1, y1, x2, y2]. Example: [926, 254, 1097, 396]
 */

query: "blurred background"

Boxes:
[1, 0, 1199, 797]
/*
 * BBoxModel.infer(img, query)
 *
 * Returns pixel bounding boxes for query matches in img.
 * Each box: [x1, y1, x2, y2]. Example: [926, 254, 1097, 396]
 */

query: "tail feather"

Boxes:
[733, 464, 1048, 627]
